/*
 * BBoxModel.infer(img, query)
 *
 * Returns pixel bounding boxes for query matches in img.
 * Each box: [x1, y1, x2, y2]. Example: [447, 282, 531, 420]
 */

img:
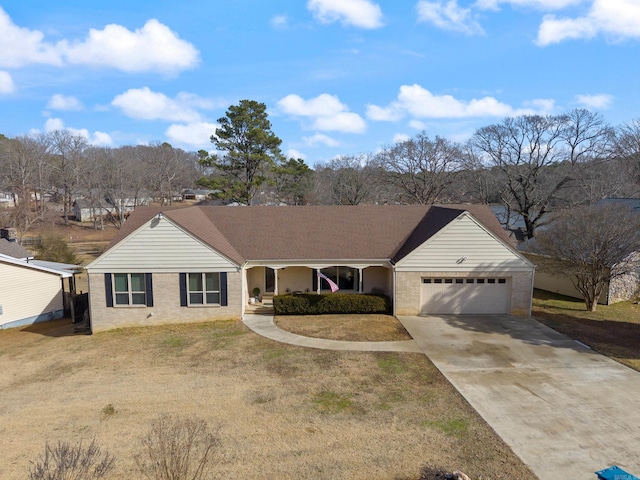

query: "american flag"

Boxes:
[318, 271, 339, 292]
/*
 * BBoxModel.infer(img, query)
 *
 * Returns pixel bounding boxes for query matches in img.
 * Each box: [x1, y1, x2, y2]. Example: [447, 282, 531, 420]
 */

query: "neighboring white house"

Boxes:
[85, 204, 536, 332]
[0, 254, 74, 329]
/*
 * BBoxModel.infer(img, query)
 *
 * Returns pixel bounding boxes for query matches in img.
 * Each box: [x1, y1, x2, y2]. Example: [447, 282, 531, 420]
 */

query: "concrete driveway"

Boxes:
[398, 315, 640, 480]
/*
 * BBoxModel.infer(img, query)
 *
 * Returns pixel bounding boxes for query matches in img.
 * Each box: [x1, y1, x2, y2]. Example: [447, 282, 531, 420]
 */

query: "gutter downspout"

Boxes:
[529, 266, 536, 317]
[241, 262, 247, 319]
[392, 264, 397, 317]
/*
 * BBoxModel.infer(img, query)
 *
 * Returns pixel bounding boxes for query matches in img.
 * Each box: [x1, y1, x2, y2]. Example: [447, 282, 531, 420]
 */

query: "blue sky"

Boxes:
[0, 0, 638, 166]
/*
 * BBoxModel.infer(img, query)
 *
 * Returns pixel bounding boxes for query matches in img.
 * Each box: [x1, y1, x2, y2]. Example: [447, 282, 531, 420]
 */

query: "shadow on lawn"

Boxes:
[533, 312, 640, 362]
[20, 317, 82, 338]
[422, 313, 640, 362]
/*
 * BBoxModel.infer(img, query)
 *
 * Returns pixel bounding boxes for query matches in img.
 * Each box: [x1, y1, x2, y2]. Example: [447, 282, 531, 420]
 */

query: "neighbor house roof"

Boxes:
[0, 253, 73, 278]
[0, 238, 32, 260]
[105, 204, 513, 264]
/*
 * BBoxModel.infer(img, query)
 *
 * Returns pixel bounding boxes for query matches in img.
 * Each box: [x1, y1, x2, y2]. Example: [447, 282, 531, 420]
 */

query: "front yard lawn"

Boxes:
[0, 318, 535, 479]
[274, 314, 412, 341]
[533, 289, 640, 372]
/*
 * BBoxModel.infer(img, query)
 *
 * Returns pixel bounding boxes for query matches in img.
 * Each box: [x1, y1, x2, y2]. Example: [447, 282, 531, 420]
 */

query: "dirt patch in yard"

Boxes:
[0, 318, 535, 480]
[274, 314, 413, 342]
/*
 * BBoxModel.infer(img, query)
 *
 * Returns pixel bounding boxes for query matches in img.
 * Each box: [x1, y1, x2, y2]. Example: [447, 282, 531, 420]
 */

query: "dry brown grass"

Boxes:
[0, 318, 535, 480]
[533, 289, 640, 371]
[274, 314, 413, 341]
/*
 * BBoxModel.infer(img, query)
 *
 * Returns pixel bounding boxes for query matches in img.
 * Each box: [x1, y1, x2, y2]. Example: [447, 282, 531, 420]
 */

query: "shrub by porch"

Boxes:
[273, 293, 391, 315]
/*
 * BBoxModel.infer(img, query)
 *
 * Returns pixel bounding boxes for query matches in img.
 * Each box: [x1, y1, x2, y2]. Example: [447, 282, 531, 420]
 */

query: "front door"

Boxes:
[265, 267, 275, 293]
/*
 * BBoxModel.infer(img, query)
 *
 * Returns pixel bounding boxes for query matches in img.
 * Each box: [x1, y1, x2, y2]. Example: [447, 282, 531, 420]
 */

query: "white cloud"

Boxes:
[43, 117, 112, 145]
[165, 122, 218, 149]
[59, 19, 199, 74]
[574, 93, 613, 109]
[271, 14, 289, 29]
[278, 93, 366, 133]
[47, 94, 84, 111]
[0, 8, 198, 74]
[409, 120, 428, 130]
[307, 0, 384, 29]
[537, 0, 640, 46]
[393, 133, 410, 143]
[0, 71, 15, 94]
[368, 84, 553, 121]
[303, 133, 340, 147]
[112, 87, 215, 122]
[366, 104, 404, 121]
[0, 7, 62, 68]
[44, 118, 65, 132]
[475, 0, 584, 10]
[417, 1, 485, 35]
[285, 149, 307, 160]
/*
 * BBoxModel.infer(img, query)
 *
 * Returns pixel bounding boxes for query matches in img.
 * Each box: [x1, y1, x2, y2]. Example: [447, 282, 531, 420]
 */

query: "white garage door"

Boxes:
[420, 277, 511, 315]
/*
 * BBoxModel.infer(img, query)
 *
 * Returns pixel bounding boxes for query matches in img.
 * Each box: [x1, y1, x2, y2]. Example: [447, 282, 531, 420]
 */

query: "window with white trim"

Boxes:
[113, 273, 146, 305]
[188, 273, 221, 305]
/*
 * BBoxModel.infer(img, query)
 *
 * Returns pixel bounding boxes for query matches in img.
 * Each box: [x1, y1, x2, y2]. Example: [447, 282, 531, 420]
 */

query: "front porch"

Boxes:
[244, 263, 393, 306]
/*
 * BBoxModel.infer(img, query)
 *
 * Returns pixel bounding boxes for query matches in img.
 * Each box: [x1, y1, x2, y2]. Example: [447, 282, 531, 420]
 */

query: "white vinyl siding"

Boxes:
[396, 213, 532, 272]
[0, 262, 64, 327]
[89, 216, 238, 273]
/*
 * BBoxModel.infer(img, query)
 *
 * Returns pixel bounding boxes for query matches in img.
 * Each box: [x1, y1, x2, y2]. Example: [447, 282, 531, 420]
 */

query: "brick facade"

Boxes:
[394, 271, 532, 316]
[89, 272, 242, 332]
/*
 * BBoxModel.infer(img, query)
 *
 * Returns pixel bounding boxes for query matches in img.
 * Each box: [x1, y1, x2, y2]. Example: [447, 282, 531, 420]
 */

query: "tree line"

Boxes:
[2, 100, 640, 242]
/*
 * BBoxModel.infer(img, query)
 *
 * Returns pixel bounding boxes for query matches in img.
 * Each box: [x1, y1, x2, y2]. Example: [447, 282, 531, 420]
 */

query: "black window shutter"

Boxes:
[179, 273, 187, 307]
[220, 272, 228, 306]
[105, 273, 113, 307]
[145, 273, 153, 307]
[312, 269, 317, 291]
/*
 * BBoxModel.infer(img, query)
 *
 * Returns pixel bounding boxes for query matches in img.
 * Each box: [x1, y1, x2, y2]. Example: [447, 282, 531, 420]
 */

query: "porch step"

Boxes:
[261, 293, 274, 306]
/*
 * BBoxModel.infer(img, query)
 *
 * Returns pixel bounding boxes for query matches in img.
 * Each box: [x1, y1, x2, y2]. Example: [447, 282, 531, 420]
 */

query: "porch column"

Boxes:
[358, 268, 363, 293]
[316, 268, 320, 294]
[274, 267, 279, 296]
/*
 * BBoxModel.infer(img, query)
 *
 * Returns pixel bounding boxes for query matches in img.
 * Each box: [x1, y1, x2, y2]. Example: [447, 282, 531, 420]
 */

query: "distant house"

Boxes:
[0, 191, 12, 203]
[73, 194, 151, 223]
[182, 189, 218, 201]
[85, 204, 535, 332]
[73, 200, 110, 222]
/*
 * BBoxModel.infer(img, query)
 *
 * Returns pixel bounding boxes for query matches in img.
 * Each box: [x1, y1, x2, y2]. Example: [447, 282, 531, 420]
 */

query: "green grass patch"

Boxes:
[159, 335, 188, 349]
[312, 390, 357, 414]
[425, 417, 469, 437]
[376, 353, 409, 375]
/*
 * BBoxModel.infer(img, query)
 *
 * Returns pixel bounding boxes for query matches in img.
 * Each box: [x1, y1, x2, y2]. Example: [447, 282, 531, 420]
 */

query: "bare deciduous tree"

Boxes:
[378, 132, 463, 205]
[527, 204, 640, 311]
[472, 111, 614, 239]
[314, 154, 383, 205]
[48, 130, 89, 225]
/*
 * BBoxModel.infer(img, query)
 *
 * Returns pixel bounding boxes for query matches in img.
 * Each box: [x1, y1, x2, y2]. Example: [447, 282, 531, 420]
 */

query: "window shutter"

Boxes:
[145, 273, 154, 307]
[179, 273, 187, 307]
[312, 269, 317, 291]
[105, 273, 113, 307]
[220, 272, 228, 306]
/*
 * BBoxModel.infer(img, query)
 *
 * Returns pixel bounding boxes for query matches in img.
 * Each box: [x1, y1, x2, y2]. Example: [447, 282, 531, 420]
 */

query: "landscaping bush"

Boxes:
[28, 439, 115, 480]
[273, 293, 391, 315]
[135, 414, 221, 480]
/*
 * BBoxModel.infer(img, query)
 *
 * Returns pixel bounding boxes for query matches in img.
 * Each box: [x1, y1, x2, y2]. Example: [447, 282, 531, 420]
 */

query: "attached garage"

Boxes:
[420, 277, 511, 315]
[393, 209, 535, 317]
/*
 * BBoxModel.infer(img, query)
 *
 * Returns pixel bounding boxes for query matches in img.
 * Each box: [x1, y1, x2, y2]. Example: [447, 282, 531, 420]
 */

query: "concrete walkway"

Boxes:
[398, 315, 640, 480]
[242, 314, 423, 352]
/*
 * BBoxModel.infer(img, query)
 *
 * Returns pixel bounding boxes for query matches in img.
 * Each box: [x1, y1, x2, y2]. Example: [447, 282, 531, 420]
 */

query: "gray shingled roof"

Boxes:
[0, 238, 32, 260]
[106, 204, 512, 264]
